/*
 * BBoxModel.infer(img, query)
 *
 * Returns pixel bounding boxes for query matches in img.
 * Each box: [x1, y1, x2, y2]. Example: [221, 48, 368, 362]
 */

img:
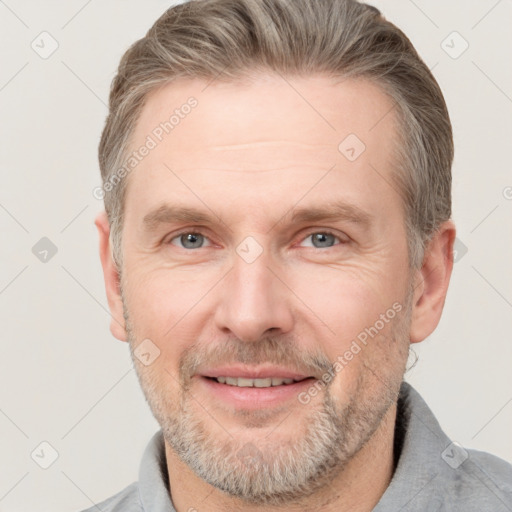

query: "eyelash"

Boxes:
[165, 229, 348, 249]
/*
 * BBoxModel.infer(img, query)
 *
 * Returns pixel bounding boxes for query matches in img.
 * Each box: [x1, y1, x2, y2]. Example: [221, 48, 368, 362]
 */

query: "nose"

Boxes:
[214, 244, 294, 342]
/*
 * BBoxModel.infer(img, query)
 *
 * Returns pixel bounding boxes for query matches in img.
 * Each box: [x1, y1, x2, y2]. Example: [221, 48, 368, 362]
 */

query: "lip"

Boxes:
[198, 364, 312, 380]
[197, 375, 317, 409]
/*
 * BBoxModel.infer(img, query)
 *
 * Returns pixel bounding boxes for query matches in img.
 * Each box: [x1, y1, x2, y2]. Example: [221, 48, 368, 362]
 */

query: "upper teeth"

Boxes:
[215, 377, 299, 387]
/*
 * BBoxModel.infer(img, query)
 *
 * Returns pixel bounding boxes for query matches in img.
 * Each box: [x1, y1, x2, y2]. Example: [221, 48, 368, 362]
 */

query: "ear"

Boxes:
[95, 211, 128, 342]
[409, 220, 456, 344]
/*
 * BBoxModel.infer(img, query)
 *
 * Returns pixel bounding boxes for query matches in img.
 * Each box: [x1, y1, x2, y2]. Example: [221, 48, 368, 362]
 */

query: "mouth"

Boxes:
[196, 366, 318, 408]
[205, 376, 311, 388]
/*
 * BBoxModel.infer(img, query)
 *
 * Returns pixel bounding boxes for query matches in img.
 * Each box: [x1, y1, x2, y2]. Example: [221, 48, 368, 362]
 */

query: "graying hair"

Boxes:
[98, 0, 452, 270]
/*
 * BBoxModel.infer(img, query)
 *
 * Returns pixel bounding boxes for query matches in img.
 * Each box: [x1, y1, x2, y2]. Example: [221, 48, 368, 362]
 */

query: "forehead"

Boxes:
[133, 73, 396, 158]
[124, 73, 400, 224]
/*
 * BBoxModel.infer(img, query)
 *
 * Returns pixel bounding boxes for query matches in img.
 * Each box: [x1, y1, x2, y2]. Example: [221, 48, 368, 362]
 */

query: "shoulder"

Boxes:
[467, 447, 512, 488]
[79, 482, 142, 512]
[421, 437, 512, 511]
[441, 447, 512, 509]
[378, 383, 512, 511]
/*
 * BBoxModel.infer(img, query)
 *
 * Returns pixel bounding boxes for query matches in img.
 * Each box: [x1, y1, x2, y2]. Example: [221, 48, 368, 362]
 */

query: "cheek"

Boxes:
[289, 265, 407, 395]
[289, 264, 401, 344]
[122, 271, 214, 380]
[125, 268, 215, 333]
[322, 308, 408, 408]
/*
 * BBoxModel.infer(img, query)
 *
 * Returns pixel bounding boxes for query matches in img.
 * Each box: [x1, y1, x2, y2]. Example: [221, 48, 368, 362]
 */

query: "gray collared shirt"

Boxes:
[81, 382, 512, 511]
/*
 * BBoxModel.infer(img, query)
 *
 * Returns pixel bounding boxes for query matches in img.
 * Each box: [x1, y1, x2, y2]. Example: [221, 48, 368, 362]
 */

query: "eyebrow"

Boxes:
[142, 205, 214, 232]
[289, 202, 373, 227]
[142, 200, 373, 233]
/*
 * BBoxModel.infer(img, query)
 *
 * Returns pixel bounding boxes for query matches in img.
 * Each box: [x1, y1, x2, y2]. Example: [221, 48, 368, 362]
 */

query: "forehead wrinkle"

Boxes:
[168, 164, 335, 174]
[208, 140, 334, 151]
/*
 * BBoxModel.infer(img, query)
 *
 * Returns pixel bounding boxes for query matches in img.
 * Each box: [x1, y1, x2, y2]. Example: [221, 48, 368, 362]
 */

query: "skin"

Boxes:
[96, 73, 455, 512]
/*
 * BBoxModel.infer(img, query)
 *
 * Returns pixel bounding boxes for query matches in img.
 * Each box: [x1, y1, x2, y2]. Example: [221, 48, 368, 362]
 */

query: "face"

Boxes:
[115, 74, 416, 504]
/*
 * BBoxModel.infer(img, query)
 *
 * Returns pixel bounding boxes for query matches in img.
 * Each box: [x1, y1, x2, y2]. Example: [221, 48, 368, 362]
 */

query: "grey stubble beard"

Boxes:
[122, 283, 413, 506]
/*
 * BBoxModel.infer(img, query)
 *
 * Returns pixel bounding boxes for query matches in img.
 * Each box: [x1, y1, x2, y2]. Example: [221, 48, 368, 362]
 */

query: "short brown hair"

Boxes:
[98, 0, 453, 270]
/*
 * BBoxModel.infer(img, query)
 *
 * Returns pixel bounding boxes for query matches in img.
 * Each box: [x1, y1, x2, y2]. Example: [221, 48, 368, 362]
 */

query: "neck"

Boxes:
[165, 403, 397, 512]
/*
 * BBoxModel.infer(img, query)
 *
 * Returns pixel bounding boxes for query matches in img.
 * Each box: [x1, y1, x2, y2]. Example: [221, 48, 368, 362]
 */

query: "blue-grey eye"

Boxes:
[301, 232, 339, 248]
[312, 233, 336, 248]
[171, 233, 208, 249]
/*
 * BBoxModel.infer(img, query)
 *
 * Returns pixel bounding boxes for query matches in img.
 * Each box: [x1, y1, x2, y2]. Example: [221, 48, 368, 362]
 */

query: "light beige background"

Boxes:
[0, 0, 511, 510]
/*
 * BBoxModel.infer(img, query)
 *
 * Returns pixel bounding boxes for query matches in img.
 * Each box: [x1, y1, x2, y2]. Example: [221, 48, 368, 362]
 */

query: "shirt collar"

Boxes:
[138, 429, 175, 511]
[373, 381, 452, 511]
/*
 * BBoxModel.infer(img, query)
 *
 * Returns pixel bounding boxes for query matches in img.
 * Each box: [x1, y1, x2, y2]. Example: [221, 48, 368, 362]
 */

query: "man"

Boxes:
[88, 0, 512, 510]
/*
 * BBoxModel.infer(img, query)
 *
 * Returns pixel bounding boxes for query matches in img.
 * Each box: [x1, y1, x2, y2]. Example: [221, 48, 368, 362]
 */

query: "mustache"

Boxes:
[179, 336, 333, 383]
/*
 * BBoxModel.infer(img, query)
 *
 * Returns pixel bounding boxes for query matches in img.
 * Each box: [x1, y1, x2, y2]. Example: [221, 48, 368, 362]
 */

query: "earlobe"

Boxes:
[409, 221, 456, 344]
[94, 211, 128, 342]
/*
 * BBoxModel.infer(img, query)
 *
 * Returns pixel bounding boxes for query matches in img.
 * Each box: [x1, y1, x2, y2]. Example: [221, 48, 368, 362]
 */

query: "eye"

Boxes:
[299, 231, 345, 249]
[166, 230, 346, 251]
[169, 231, 211, 250]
